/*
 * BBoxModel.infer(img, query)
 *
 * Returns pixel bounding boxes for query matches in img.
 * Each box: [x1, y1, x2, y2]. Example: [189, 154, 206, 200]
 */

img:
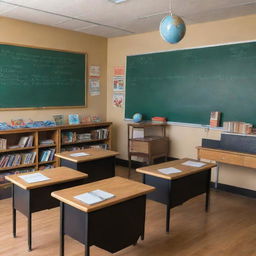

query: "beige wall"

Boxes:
[0, 17, 108, 122]
[106, 14, 256, 190]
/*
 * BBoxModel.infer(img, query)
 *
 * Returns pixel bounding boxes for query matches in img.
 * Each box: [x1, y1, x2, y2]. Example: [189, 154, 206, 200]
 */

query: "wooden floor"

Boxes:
[0, 166, 255, 256]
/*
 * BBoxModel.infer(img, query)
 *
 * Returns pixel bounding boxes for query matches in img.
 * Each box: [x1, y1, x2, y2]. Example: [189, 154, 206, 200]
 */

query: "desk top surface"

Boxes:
[136, 158, 216, 180]
[51, 176, 155, 213]
[5, 167, 87, 190]
[55, 148, 119, 163]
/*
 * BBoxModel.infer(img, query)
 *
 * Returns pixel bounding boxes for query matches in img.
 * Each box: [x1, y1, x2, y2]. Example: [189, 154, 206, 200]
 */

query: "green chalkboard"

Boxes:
[125, 41, 256, 125]
[0, 44, 86, 109]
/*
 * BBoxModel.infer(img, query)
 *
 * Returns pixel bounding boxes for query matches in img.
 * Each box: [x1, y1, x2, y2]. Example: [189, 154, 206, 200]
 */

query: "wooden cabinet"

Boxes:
[0, 122, 112, 194]
[128, 123, 169, 176]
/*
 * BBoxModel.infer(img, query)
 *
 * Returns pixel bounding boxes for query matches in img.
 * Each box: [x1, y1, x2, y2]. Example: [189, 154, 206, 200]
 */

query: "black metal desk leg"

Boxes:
[60, 202, 65, 256]
[85, 245, 90, 256]
[12, 184, 16, 238]
[28, 212, 32, 251]
[205, 170, 211, 212]
[166, 206, 171, 233]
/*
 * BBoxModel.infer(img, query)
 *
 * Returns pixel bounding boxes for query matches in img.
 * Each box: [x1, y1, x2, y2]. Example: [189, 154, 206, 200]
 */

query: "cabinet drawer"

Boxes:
[130, 141, 149, 154]
[199, 149, 244, 166]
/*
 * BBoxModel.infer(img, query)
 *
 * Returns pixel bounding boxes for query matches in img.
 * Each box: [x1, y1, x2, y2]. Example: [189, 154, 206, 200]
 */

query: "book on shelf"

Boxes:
[68, 114, 80, 125]
[18, 135, 34, 148]
[39, 139, 55, 145]
[0, 138, 7, 150]
[77, 133, 91, 141]
[62, 132, 77, 143]
[39, 148, 55, 162]
[210, 111, 221, 127]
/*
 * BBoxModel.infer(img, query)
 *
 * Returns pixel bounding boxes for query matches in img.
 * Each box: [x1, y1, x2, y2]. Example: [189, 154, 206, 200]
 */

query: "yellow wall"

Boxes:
[0, 16, 108, 122]
[107, 14, 256, 190]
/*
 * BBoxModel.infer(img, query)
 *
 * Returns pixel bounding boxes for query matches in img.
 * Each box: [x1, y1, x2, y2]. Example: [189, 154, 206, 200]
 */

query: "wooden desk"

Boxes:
[197, 146, 256, 188]
[55, 148, 119, 183]
[51, 176, 155, 256]
[5, 167, 87, 251]
[136, 158, 216, 232]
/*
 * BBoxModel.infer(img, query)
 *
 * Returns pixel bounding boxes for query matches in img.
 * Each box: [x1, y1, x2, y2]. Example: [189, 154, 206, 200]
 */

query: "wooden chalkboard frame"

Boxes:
[125, 40, 256, 126]
[0, 42, 87, 111]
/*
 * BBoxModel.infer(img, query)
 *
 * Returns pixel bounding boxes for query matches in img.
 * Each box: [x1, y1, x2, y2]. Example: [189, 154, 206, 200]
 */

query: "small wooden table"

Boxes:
[136, 158, 216, 232]
[51, 176, 155, 256]
[5, 167, 88, 251]
[197, 146, 256, 188]
[55, 148, 119, 183]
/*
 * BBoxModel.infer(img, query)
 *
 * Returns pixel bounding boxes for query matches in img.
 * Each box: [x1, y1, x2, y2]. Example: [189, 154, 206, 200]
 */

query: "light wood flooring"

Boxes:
[0, 166, 255, 256]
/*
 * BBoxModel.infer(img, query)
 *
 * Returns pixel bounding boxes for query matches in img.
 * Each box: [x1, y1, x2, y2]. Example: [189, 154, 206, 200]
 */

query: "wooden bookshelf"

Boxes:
[0, 122, 112, 191]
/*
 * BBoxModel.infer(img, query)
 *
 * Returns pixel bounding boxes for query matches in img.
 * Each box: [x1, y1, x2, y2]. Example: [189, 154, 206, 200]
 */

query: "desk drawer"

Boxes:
[199, 149, 244, 166]
[130, 141, 149, 154]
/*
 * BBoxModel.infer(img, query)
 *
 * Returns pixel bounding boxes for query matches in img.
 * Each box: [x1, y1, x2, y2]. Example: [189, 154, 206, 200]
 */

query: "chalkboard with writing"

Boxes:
[125, 41, 256, 125]
[0, 44, 86, 109]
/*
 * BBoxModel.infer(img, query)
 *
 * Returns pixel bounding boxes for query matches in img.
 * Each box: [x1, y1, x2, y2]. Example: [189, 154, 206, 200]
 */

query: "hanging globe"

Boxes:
[159, 15, 186, 44]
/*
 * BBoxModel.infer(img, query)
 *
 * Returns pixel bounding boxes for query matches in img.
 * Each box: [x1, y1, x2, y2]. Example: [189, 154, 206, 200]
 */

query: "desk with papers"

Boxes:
[51, 176, 155, 256]
[5, 167, 87, 251]
[136, 158, 216, 232]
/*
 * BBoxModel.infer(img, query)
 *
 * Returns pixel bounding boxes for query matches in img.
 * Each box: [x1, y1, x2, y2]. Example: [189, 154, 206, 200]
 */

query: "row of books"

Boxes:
[62, 128, 109, 143]
[0, 152, 36, 168]
[223, 121, 253, 134]
[17, 135, 34, 148]
[0, 168, 36, 184]
[0, 138, 7, 150]
[61, 143, 109, 152]
[39, 149, 55, 162]
[38, 164, 54, 170]
[39, 139, 55, 145]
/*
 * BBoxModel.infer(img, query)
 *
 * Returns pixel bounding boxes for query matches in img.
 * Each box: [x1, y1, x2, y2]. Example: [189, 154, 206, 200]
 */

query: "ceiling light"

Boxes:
[108, 0, 127, 4]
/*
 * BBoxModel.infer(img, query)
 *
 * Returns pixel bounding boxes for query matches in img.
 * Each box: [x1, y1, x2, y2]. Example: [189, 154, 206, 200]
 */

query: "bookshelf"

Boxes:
[0, 122, 112, 193]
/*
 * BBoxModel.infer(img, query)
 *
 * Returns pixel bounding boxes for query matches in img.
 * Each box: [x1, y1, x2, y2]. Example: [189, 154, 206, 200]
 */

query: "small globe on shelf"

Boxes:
[133, 113, 142, 123]
[159, 14, 186, 44]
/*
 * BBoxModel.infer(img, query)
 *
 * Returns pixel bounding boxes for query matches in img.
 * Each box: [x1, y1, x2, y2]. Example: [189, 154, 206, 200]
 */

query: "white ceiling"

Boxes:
[0, 0, 255, 38]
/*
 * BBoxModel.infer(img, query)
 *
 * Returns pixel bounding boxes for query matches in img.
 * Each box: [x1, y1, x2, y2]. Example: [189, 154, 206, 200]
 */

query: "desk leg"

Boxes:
[166, 182, 171, 233]
[12, 184, 16, 238]
[28, 212, 32, 251]
[205, 169, 211, 212]
[60, 202, 65, 256]
[215, 163, 220, 189]
[85, 245, 90, 256]
[128, 154, 132, 179]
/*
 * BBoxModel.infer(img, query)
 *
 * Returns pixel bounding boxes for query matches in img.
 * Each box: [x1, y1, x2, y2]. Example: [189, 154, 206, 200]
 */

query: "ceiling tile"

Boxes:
[54, 19, 93, 30]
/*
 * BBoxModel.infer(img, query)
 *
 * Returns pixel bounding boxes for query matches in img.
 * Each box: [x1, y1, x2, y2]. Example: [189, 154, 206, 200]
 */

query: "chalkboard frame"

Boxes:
[125, 40, 256, 126]
[0, 42, 87, 111]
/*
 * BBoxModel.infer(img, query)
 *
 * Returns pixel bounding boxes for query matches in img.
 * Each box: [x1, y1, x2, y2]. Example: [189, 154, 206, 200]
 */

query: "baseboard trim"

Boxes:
[116, 158, 256, 199]
[210, 182, 256, 198]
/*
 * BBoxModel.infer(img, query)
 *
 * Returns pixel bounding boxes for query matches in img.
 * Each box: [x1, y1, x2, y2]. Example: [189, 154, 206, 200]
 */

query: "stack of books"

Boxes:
[151, 117, 167, 123]
[39, 149, 56, 162]
[77, 133, 91, 141]
[0, 152, 36, 168]
[223, 121, 253, 134]
[0, 138, 7, 150]
[39, 139, 55, 145]
[210, 111, 221, 127]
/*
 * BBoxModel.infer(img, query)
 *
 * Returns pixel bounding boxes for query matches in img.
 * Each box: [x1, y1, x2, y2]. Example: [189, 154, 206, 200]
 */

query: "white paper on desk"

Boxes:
[158, 167, 182, 175]
[19, 173, 50, 183]
[74, 190, 115, 205]
[182, 161, 206, 167]
[70, 152, 90, 157]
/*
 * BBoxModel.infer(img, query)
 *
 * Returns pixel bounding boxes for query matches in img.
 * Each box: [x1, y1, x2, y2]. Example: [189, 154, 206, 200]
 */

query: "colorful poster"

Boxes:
[89, 65, 100, 77]
[113, 76, 125, 92]
[114, 66, 125, 76]
[89, 78, 100, 96]
[113, 93, 124, 108]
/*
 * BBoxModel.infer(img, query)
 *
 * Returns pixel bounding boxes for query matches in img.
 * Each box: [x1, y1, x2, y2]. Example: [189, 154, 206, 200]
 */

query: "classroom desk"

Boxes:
[51, 176, 155, 256]
[136, 158, 216, 232]
[5, 167, 87, 251]
[55, 148, 119, 183]
[197, 146, 256, 188]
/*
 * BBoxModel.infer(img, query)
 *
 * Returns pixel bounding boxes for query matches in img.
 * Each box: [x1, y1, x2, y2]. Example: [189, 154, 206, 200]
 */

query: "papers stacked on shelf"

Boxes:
[19, 173, 50, 183]
[182, 161, 206, 168]
[158, 167, 182, 175]
[74, 189, 115, 205]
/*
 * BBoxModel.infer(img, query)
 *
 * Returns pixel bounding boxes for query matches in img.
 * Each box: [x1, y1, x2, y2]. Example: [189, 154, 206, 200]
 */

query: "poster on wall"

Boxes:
[113, 76, 125, 92]
[89, 65, 100, 77]
[112, 93, 124, 108]
[114, 66, 125, 76]
[89, 78, 100, 96]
